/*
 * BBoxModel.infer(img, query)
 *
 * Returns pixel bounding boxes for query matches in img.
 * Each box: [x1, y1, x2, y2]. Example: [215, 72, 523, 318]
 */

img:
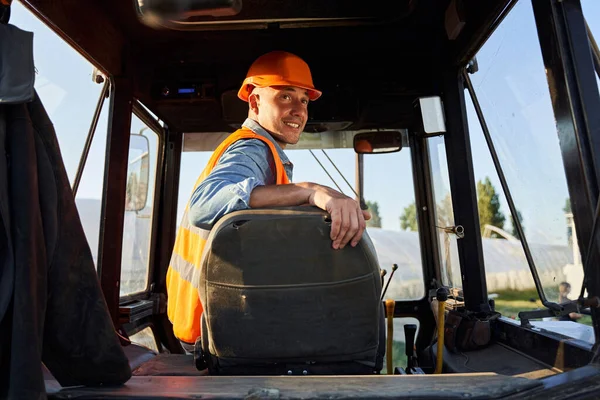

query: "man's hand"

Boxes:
[307, 184, 371, 249]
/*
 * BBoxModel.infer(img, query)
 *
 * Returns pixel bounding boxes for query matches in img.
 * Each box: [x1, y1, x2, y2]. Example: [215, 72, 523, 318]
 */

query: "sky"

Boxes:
[8, 0, 600, 253]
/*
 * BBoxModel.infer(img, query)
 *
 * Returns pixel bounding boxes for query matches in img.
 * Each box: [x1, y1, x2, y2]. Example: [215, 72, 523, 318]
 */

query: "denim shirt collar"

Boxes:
[242, 118, 292, 167]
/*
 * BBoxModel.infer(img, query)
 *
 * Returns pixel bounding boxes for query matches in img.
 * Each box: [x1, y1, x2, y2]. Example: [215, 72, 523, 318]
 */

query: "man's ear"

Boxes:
[248, 92, 260, 114]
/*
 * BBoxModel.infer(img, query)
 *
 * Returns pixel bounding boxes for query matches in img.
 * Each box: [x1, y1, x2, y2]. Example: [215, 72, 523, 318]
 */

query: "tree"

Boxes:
[400, 194, 453, 232]
[400, 178, 507, 236]
[510, 210, 524, 240]
[436, 193, 454, 227]
[563, 198, 572, 214]
[400, 202, 418, 231]
[476, 177, 505, 234]
[366, 200, 382, 228]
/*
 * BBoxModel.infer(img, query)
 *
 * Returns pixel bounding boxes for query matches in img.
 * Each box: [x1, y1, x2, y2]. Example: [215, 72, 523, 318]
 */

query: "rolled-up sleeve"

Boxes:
[188, 139, 275, 228]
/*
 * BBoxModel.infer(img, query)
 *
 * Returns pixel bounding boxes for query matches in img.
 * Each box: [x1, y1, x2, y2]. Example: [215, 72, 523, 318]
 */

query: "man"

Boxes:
[558, 282, 582, 322]
[167, 50, 371, 348]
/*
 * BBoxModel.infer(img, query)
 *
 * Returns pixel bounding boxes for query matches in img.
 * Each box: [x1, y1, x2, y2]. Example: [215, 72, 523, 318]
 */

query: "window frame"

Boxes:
[118, 101, 166, 301]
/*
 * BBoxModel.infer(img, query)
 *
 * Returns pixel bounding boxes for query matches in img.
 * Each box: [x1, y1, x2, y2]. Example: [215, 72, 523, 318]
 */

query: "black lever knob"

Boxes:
[436, 287, 449, 302]
[404, 324, 417, 362]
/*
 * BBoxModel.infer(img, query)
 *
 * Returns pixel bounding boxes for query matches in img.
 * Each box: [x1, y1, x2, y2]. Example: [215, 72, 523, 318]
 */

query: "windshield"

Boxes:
[178, 137, 425, 371]
[178, 138, 426, 300]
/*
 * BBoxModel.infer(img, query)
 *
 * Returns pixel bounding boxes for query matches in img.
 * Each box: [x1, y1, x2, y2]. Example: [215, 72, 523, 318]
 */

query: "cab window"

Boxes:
[464, 0, 592, 331]
[120, 113, 160, 296]
[428, 136, 462, 292]
[11, 2, 109, 267]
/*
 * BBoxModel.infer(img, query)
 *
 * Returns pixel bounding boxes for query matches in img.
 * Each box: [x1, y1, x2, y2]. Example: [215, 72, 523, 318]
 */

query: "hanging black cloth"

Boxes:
[0, 21, 131, 400]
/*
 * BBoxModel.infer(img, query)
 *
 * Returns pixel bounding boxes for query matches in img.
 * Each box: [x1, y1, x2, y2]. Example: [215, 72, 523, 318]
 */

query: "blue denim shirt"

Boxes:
[188, 118, 294, 229]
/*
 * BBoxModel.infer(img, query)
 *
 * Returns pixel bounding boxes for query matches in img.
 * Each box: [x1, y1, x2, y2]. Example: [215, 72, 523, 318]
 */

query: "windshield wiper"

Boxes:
[307, 149, 368, 210]
[307, 149, 345, 193]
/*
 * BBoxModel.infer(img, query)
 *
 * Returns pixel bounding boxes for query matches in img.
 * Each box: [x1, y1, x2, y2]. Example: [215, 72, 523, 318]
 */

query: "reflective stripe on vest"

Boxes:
[167, 128, 290, 343]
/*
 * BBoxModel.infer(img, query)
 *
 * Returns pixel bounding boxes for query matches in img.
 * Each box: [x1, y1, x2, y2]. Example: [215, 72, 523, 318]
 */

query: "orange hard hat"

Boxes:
[238, 51, 322, 102]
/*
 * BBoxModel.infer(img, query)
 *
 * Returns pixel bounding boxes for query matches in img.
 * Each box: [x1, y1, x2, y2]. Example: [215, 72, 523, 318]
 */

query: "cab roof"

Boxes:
[19, 0, 515, 133]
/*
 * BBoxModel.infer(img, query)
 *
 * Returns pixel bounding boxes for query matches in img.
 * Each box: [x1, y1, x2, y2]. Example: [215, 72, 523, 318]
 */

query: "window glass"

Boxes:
[427, 136, 462, 291]
[465, 93, 539, 319]
[177, 140, 425, 300]
[120, 113, 160, 296]
[74, 103, 109, 267]
[11, 2, 105, 184]
[465, 0, 592, 329]
[11, 2, 109, 267]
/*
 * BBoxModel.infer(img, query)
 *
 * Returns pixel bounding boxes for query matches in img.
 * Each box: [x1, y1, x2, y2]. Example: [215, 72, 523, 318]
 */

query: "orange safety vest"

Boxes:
[166, 127, 290, 343]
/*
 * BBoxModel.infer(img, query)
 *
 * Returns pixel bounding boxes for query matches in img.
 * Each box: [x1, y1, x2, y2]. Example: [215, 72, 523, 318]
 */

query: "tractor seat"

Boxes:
[197, 207, 385, 375]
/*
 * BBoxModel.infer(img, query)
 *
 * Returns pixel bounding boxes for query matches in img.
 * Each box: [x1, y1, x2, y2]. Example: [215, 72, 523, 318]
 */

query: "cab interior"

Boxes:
[3, 0, 600, 399]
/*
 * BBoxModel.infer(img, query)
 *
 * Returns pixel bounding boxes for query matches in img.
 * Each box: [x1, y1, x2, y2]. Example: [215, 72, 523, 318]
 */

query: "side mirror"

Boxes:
[125, 134, 150, 212]
[135, 0, 242, 29]
[353, 131, 403, 154]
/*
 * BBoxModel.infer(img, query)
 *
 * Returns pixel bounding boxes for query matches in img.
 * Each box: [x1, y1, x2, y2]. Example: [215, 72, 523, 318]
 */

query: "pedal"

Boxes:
[406, 367, 425, 375]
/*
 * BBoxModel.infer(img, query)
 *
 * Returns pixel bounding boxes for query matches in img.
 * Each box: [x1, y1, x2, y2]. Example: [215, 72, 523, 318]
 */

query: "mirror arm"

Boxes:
[355, 153, 367, 210]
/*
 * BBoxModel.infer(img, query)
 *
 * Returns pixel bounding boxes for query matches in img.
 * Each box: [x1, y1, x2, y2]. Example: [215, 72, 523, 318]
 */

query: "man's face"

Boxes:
[250, 86, 309, 146]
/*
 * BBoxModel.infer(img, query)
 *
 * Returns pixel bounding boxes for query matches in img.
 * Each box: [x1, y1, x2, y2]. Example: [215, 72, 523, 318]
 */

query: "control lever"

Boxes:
[380, 269, 387, 288]
[385, 299, 395, 375]
[403, 324, 424, 374]
[404, 324, 417, 369]
[434, 287, 449, 374]
[381, 264, 398, 300]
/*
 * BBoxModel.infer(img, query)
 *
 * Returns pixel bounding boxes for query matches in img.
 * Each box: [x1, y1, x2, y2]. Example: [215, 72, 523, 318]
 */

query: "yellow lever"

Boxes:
[434, 288, 449, 374]
[385, 299, 395, 374]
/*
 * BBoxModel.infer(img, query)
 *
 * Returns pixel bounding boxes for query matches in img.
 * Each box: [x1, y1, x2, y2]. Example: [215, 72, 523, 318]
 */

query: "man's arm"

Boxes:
[250, 183, 371, 250]
[188, 139, 275, 228]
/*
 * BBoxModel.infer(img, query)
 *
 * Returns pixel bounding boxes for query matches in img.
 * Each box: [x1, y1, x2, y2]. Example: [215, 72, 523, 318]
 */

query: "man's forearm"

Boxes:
[249, 183, 314, 208]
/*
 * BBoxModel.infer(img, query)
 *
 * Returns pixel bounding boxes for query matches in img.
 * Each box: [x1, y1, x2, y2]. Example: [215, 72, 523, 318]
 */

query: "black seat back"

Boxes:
[198, 207, 384, 375]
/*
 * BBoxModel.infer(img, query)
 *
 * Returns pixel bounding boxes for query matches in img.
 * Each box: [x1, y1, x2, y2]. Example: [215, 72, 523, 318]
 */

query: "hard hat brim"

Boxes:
[238, 76, 322, 102]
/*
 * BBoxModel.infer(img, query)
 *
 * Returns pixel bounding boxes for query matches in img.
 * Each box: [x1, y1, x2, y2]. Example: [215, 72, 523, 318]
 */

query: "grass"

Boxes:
[492, 288, 539, 302]
[381, 341, 407, 374]
[492, 288, 593, 326]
